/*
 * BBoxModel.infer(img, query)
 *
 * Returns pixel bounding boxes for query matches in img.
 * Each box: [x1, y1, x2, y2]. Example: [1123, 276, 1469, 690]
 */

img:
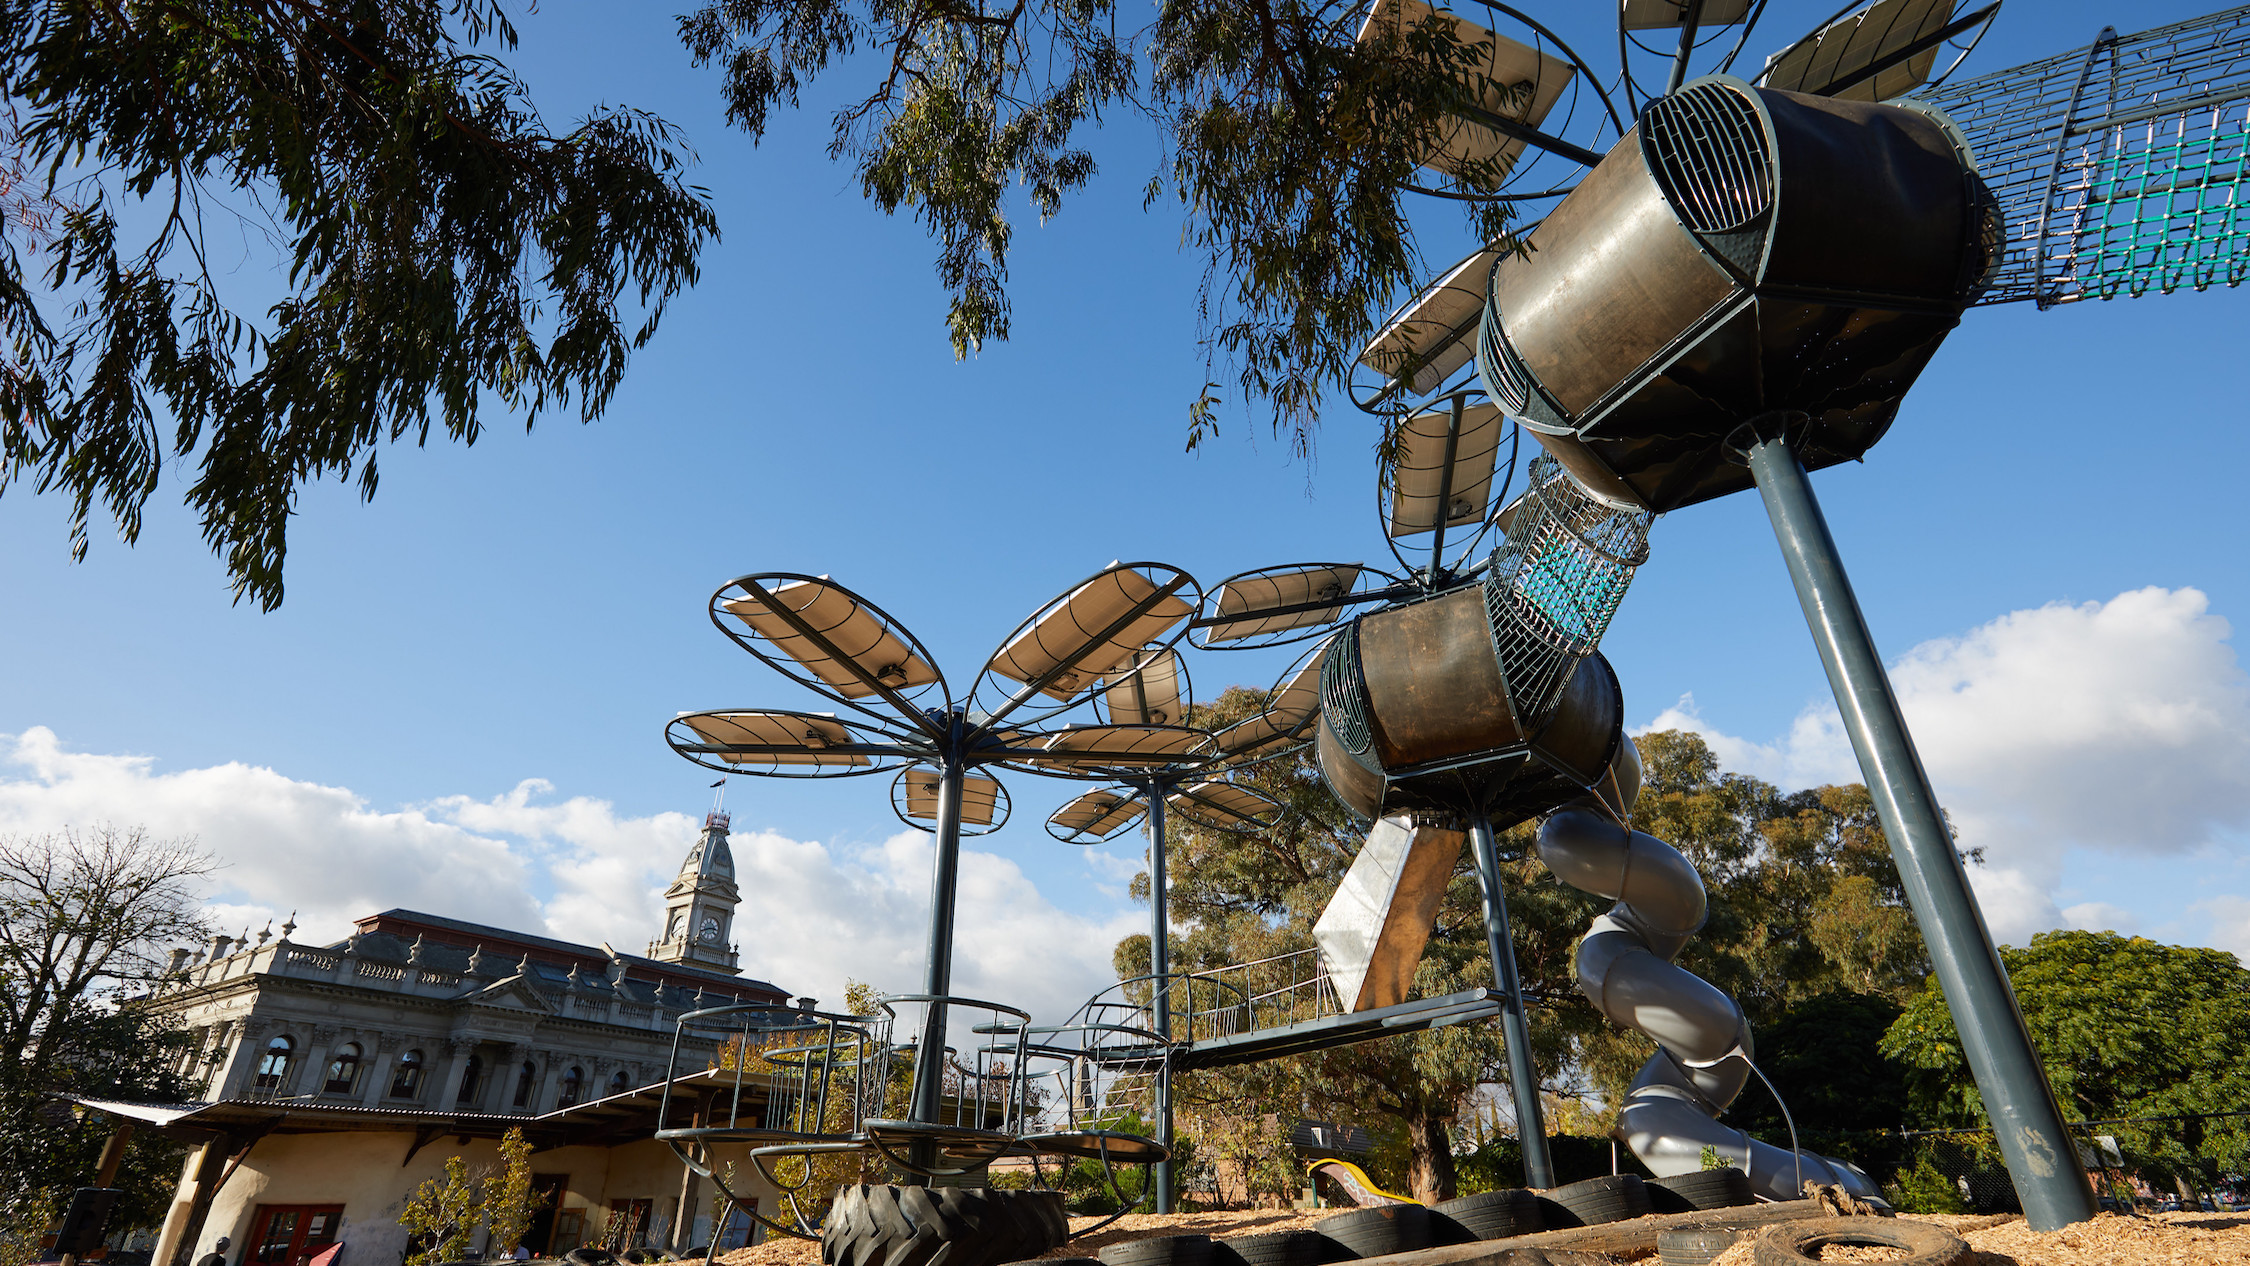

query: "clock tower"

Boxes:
[648, 810, 743, 973]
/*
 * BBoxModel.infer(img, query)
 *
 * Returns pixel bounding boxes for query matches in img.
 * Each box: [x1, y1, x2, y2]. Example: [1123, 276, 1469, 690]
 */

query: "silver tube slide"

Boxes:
[1535, 745, 1886, 1203]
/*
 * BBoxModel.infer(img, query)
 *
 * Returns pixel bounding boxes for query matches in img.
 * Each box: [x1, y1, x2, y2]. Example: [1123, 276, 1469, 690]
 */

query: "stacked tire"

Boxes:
[1215, 1230, 1338, 1266]
[823, 1186, 1067, 1266]
[1430, 1190, 1541, 1243]
[1313, 1206, 1429, 1259]
[1100, 1236, 1213, 1266]
[1646, 1168, 1755, 1215]
[1539, 1175, 1651, 1227]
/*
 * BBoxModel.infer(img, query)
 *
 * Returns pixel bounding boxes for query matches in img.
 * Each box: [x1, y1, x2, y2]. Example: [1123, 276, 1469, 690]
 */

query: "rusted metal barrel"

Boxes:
[1477, 75, 1994, 513]
[1314, 583, 1625, 824]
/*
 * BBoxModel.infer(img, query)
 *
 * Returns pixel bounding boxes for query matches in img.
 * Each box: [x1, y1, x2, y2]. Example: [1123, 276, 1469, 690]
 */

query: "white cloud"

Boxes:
[1639, 588, 2250, 950]
[2190, 896, 2250, 966]
[0, 727, 1140, 1026]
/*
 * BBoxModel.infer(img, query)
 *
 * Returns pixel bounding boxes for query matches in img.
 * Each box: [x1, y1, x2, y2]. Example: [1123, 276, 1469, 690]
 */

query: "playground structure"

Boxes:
[655, 0, 2250, 1254]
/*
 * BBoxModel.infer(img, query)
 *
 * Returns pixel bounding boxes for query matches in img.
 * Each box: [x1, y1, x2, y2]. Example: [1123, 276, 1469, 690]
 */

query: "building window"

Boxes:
[607, 1069, 630, 1096]
[322, 1042, 362, 1095]
[389, 1049, 425, 1099]
[254, 1036, 294, 1092]
[514, 1060, 537, 1108]
[248, 1205, 345, 1266]
[557, 1066, 584, 1108]
[458, 1054, 484, 1105]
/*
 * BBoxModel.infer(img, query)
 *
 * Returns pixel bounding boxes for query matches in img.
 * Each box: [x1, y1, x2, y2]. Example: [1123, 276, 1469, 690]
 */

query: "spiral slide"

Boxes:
[1534, 740, 1887, 1204]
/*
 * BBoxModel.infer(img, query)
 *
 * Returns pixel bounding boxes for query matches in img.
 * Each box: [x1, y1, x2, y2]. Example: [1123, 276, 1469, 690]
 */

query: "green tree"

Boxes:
[1133, 715, 1940, 1201]
[400, 1155, 482, 1266]
[679, 0, 1528, 449]
[1881, 930, 2250, 1185]
[0, 0, 718, 608]
[0, 828, 209, 1253]
[482, 1128, 541, 1256]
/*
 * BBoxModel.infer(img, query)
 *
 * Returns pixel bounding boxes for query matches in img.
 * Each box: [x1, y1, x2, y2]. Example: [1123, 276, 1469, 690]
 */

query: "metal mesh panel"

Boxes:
[1319, 622, 1375, 756]
[1484, 457, 1653, 729]
[1640, 80, 1776, 233]
[1922, 6, 2250, 305]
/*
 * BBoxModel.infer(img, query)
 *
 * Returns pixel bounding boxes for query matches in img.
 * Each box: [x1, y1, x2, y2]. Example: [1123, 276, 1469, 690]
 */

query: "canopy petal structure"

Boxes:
[665, 563, 1222, 1218]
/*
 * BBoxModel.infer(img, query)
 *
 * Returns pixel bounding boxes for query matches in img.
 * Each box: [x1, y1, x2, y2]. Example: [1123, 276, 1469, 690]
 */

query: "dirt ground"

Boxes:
[710, 1208, 2250, 1266]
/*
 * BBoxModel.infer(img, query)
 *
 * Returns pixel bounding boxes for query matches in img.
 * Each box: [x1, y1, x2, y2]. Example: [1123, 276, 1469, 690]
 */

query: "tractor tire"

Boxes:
[1431, 1191, 1542, 1242]
[562, 1251, 616, 1266]
[1542, 1175, 1651, 1227]
[1314, 1205, 1430, 1258]
[1751, 1218, 1966, 1266]
[1648, 1169, 1754, 1214]
[823, 1185, 1067, 1266]
[1098, 1235, 1214, 1266]
[1656, 1226, 1741, 1266]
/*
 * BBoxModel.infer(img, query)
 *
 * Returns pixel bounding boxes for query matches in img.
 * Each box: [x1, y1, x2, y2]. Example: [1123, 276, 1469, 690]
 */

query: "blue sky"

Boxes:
[2, 0, 2245, 1018]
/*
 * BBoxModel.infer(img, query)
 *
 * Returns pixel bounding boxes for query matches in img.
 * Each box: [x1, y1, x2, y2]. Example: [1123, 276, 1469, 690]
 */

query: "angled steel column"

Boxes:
[1744, 433, 2094, 1231]
[908, 736, 968, 1181]
[1469, 810, 1554, 1189]
[1147, 784, 1175, 1213]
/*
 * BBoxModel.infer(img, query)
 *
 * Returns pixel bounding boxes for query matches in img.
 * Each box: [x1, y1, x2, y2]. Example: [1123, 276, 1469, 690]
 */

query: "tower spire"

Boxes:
[648, 796, 743, 974]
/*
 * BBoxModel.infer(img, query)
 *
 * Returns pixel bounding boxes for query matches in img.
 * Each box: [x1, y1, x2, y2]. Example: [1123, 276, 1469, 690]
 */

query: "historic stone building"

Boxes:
[107, 809, 803, 1266]
[148, 810, 790, 1116]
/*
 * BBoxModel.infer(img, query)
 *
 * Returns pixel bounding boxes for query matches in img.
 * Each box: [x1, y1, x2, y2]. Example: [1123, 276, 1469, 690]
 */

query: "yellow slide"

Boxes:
[1309, 1159, 1423, 1207]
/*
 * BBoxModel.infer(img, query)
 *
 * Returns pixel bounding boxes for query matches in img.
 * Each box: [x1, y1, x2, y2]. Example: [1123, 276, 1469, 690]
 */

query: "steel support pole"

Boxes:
[1147, 786, 1175, 1213]
[1743, 435, 2094, 1231]
[1468, 810, 1554, 1189]
[908, 748, 968, 1181]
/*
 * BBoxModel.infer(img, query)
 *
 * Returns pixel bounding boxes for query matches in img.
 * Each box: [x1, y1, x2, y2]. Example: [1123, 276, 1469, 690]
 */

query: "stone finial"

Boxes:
[255, 922, 272, 945]
[518, 951, 534, 978]
[466, 945, 485, 975]
[342, 932, 362, 957]
[407, 934, 426, 965]
[279, 912, 297, 940]
[565, 963, 584, 988]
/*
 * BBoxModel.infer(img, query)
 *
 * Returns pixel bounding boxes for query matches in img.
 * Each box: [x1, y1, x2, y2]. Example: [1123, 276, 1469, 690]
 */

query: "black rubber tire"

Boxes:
[823, 1185, 1068, 1266]
[1543, 1175, 1651, 1227]
[1431, 1191, 1542, 1242]
[1656, 1226, 1741, 1266]
[1649, 1169, 1755, 1213]
[1002, 1259, 1100, 1266]
[1099, 1235, 1214, 1266]
[563, 1250, 616, 1266]
[1219, 1231, 1335, 1266]
[1751, 1218, 1968, 1266]
[1314, 1206, 1429, 1258]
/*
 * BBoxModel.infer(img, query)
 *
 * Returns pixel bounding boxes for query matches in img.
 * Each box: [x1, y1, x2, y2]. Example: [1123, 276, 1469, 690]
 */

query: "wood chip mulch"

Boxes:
[1705, 1211, 2250, 1265]
[714, 1208, 2250, 1266]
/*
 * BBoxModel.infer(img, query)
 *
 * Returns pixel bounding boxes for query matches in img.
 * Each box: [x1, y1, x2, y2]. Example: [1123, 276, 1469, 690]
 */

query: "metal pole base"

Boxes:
[1469, 811, 1555, 1190]
[1741, 426, 2094, 1231]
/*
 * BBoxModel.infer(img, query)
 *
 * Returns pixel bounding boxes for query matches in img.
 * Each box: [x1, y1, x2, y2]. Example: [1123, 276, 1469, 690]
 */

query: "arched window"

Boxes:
[323, 1042, 363, 1095]
[557, 1066, 584, 1108]
[254, 1036, 293, 1092]
[390, 1049, 426, 1099]
[457, 1054, 484, 1105]
[513, 1060, 537, 1108]
[608, 1069, 631, 1096]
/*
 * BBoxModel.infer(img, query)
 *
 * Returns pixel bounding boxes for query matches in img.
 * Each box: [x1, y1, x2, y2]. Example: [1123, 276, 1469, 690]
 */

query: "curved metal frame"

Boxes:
[1190, 561, 1407, 652]
[665, 708, 920, 780]
[968, 562, 1204, 729]
[706, 573, 954, 735]
[890, 765, 1013, 836]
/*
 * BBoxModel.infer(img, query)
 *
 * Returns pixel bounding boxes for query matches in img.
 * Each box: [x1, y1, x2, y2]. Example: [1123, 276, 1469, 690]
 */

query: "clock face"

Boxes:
[699, 916, 721, 944]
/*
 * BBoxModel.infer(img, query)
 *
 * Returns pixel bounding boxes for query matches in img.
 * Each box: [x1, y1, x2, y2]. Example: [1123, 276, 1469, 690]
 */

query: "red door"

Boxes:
[247, 1206, 345, 1266]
